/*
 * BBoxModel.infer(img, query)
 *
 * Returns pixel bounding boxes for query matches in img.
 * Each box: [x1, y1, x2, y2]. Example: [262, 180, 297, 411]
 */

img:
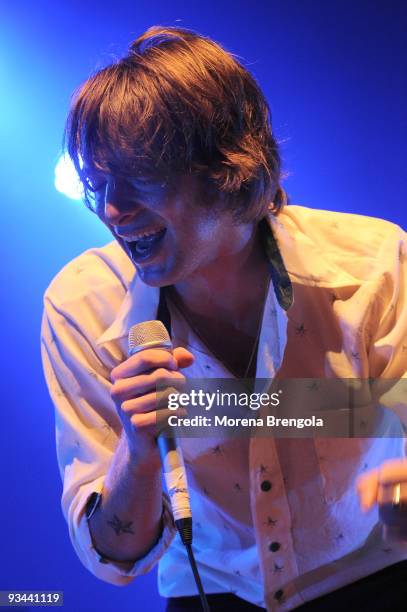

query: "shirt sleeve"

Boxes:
[368, 225, 407, 425]
[40, 291, 176, 586]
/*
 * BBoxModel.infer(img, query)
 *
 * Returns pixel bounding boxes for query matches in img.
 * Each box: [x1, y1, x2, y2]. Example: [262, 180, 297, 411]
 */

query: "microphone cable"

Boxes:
[176, 518, 210, 612]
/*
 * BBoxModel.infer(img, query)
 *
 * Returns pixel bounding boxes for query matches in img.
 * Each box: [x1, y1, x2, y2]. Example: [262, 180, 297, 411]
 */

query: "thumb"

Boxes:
[173, 347, 195, 369]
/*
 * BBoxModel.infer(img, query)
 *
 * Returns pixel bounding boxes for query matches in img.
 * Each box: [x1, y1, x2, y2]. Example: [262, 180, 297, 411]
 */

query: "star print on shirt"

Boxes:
[54, 386, 64, 399]
[107, 515, 135, 536]
[264, 516, 278, 527]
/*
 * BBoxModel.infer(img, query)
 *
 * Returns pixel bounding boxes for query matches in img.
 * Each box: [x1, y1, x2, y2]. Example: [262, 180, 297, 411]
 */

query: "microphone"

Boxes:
[128, 320, 192, 544]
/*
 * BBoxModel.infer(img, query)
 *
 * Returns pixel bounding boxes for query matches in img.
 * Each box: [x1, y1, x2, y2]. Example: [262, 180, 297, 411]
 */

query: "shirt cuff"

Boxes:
[68, 477, 177, 585]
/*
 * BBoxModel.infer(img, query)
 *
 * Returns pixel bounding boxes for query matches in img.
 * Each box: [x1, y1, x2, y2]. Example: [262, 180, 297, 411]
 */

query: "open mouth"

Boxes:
[126, 227, 167, 262]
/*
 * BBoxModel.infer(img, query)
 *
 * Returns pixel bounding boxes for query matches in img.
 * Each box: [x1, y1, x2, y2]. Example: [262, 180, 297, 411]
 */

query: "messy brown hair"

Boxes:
[65, 25, 286, 222]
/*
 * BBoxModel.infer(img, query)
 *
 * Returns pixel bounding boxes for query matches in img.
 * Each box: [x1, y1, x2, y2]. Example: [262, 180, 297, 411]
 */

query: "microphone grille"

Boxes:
[128, 320, 172, 355]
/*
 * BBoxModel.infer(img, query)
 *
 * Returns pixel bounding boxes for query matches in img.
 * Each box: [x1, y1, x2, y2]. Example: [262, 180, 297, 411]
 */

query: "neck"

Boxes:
[172, 221, 269, 325]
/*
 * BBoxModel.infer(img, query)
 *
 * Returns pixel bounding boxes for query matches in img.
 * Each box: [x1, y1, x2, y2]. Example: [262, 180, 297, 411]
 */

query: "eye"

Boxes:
[87, 178, 106, 194]
[128, 177, 166, 193]
[81, 178, 105, 214]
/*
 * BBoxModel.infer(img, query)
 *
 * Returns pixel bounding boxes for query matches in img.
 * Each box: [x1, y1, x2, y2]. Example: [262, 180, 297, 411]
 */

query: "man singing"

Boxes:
[41, 26, 407, 611]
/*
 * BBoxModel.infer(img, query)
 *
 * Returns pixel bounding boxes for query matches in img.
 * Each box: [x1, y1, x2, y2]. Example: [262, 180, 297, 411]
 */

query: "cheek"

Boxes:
[186, 212, 222, 238]
[194, 219, 228, 257]
[177, 221, 224, 268]
[172, 219, 216, 255]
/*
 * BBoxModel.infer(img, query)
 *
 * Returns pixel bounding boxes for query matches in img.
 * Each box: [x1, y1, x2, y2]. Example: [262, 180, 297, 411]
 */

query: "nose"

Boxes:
[103, 178, 141, 226]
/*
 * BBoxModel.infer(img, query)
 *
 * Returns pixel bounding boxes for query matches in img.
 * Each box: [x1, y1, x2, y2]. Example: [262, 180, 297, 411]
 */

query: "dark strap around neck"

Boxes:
[258, 217, 293, 311]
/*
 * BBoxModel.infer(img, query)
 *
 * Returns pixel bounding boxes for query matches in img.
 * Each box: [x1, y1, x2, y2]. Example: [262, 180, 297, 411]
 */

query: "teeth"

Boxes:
[122, 227, 165, 242]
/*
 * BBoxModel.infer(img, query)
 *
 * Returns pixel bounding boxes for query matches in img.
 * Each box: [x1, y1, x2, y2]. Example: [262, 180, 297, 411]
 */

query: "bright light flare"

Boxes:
[54, 153, 83, 201]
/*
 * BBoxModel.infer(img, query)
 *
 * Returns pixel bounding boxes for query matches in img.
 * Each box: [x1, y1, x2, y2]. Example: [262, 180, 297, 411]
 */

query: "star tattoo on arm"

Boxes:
[107, 515, 135, 536]
[294, 323, 307, 337]
[212, 445, 223, 455]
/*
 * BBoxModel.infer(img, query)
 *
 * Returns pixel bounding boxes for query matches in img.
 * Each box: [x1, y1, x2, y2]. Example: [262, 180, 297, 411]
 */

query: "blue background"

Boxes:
[1, 1, 406, 610]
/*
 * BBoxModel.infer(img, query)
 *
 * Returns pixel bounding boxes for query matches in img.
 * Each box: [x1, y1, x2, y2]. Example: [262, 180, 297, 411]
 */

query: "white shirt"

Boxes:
[41, 205, 407, 611]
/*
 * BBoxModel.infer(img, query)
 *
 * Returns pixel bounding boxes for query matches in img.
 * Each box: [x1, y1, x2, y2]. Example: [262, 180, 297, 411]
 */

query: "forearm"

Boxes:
[88, 433, 163, 563]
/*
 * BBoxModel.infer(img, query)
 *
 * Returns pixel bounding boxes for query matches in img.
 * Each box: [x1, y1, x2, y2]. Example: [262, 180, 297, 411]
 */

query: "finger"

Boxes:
[173, 347, 195, 369]
[111, 349, 177, 381]
[156, 406, 188, 436]
[378, 459, 407, 484]
[111, 369, 186, 403]
[129, 407, 187, 436]
[356, 468, 379, 512]
[120, 388, 181, 415]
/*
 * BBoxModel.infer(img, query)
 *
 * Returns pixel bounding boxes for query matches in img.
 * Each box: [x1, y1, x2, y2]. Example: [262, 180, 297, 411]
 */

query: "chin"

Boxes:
[135, 262, 176, 287]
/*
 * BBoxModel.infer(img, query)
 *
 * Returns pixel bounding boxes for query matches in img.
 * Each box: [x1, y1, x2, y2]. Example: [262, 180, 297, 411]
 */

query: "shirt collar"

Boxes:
[96, 271, 160, 346]
[96, 214, 293, 347]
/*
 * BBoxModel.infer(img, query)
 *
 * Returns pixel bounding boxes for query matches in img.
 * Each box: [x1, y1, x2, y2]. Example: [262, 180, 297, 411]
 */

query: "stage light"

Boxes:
[54, 153, 83, 201]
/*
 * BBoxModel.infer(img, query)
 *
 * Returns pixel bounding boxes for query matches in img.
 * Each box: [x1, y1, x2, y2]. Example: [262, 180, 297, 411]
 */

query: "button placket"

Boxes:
[250, 437, 301, 609]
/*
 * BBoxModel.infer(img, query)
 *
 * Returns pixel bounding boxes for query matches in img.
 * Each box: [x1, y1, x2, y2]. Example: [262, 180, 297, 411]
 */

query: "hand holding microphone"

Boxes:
[110, 326, 194, 471]
[110, 321, 195, 537]
[109, 325, 193, 474]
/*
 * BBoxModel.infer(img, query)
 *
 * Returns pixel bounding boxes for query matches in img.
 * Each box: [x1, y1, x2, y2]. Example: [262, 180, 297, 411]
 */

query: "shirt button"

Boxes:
[269, 541, 281, 552]
[274, 589, 284, 601]
[260, 480, 272, 492]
